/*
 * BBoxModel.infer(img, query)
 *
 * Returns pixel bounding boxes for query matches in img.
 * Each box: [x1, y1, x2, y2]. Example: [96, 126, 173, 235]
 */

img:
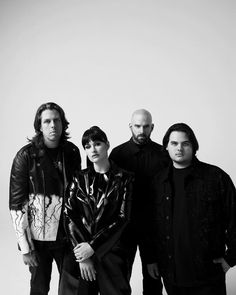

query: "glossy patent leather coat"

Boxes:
[65, 162, 133, 259]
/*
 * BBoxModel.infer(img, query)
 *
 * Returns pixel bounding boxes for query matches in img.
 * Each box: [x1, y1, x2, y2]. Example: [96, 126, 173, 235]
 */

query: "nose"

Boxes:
[91, 145, 96, 152]
[139, 126, 144, 134]
[50, 120, 55, 128]
[177, 144, 183, 151]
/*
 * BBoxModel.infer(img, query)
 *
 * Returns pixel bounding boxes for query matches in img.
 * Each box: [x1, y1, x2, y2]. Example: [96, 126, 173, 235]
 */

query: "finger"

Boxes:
[84, 270, 89, 281]
[88, 269, 96, 281]
[81, 269, 85, 280]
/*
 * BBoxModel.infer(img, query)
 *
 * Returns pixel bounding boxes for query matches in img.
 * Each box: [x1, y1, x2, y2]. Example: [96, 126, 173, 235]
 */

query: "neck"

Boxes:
[93, 159, 110, 174]
[44, 140, 59, 149]
[173, 162, 191, 169]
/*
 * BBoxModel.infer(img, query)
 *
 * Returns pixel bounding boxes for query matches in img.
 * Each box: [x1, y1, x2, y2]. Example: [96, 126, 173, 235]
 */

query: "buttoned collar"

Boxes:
[126, 137, 153, 154]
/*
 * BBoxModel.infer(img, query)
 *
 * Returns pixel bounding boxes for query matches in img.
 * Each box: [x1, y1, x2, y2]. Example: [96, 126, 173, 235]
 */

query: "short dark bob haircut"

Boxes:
[82, 126, 108, 149]
[30, 102, 70, 146]
[162, 123, 199, 155]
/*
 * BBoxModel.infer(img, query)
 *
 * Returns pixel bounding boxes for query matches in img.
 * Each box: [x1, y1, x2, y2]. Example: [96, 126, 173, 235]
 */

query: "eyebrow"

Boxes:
[134, 124, 150, 127]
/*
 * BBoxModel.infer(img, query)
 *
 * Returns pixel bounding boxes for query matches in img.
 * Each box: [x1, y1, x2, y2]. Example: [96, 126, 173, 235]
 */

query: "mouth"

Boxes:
[92, 154, 99, 158]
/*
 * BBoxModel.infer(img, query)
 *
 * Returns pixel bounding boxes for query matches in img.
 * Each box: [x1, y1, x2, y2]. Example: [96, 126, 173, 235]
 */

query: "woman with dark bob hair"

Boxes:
[64, 126, 133, 295]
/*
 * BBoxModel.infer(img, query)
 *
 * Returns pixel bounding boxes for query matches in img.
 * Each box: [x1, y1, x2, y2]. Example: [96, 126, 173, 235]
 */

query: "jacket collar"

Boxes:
[160, 156, 203, 182]
[127, 137, 154, 154]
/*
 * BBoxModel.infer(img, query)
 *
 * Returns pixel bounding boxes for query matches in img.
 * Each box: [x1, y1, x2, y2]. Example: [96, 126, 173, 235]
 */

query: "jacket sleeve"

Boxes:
[72, 145, 82, 172]
[90, 174, 133, 259]
[223, 172, 236, 267]
[64, 177, 92, 247]
[9, 149, 34, 254]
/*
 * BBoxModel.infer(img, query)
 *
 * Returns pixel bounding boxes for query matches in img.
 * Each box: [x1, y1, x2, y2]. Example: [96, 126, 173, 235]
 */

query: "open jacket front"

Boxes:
[146, 158, 236, 285]
[9, 141, 81, 254]
[65, 162, 133, 260]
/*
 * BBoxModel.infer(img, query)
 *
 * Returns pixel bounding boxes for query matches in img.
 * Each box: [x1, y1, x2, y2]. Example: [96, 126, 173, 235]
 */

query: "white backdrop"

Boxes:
[0, 0, 235, 294]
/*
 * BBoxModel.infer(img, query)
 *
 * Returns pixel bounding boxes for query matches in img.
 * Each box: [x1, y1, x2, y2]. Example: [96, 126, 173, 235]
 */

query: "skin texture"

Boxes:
[40, 109, 63, 148]
[166, 131, 193, 169]
[129, 109, 154, 145]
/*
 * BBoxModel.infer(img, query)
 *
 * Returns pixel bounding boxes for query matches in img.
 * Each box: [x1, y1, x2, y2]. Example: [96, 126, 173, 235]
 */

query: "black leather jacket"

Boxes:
[9, 141, 81, 254]
[65, 162, 133, 260]
[146, 158, 236, 285]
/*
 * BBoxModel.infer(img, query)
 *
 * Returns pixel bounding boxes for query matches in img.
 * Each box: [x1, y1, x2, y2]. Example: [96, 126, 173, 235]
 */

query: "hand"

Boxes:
[213, 257, 230, 273]
[22, 251, 39, 267]
[74, 242, 95, 262]
[147, 263, 160, 279]
[79, 258, 96, 281]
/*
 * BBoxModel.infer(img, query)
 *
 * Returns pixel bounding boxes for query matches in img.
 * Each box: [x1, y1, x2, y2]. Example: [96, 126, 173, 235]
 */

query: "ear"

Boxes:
[106, 141, 110, 150]
[151, 123, 154, 132]
[129, 123, 132, 129]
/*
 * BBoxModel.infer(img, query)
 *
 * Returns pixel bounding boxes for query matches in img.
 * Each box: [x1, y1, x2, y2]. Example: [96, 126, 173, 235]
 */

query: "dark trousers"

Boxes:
[60, 246, 131, 295]
[125, 225, 163, 295]
[29, 240, 66, 295]
[163, 277, 226, 295]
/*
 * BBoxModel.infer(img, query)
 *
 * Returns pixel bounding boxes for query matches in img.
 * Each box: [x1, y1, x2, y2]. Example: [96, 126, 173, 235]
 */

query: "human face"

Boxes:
[129, 113, 153, 145]
[40, 109, 63, 148]
[84, 140, 109, 164]
[166, 131, 193, 168]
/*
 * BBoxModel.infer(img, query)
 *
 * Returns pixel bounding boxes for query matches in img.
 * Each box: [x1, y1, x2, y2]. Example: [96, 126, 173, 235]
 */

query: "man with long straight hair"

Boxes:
[9, 102, 81, 295]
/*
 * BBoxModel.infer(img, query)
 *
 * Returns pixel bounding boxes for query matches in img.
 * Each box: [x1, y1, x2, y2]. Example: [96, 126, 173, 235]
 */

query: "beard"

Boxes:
[132, 133, 150, 145]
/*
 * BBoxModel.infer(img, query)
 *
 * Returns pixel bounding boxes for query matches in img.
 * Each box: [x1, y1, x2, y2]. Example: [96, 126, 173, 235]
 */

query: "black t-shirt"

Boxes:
[172, 166, 197, 286]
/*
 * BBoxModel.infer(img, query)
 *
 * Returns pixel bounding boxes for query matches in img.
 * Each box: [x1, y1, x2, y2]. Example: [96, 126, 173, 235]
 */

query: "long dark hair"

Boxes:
[29, 102, 70, 148]
[162, 123, 199, 155]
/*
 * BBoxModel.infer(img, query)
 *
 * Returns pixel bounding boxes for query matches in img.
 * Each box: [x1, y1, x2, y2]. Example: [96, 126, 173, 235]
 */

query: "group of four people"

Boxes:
[9, 102, 236, 295]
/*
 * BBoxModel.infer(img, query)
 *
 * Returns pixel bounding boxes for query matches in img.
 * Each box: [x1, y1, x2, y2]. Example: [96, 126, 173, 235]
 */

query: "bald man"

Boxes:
[110, 109, 168, 295]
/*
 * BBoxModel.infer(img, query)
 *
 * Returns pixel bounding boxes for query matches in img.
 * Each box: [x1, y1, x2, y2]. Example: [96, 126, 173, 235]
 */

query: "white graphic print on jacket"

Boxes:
[10, 193, 62, 254]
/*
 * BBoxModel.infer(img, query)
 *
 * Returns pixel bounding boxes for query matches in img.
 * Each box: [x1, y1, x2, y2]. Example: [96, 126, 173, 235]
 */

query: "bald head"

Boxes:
[131, 109, 153, 124]
[129, 109, 154, 145]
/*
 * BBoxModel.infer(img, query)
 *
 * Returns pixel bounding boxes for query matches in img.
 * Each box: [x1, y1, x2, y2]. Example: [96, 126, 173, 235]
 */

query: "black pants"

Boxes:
[163, 277, 226, 295]
[29, 240, 66, 295]
[60, 246, 131, 295]
[124, 225, 163, 295]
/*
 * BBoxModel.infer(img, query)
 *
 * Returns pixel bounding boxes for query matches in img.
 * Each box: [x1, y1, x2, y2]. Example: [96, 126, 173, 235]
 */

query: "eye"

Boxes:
[84, 144, 91, 149]
[170, 141, 178, 146]
[183, 142, 191, 147]
[43, 119, 50, 124]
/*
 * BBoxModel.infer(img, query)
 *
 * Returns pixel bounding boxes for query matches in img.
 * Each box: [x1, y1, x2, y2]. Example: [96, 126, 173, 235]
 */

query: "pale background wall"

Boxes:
[0, 0, 235, 294]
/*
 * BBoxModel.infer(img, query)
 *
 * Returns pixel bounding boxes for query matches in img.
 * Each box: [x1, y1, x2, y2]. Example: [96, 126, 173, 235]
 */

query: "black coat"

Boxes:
[146, 158, 236, 285]
[65, 162, 133, 260]
[9, 141, 81, 253]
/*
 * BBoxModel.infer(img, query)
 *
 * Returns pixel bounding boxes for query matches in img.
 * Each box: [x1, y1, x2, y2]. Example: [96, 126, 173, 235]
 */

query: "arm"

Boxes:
[64, 177, 91, 247]
[222, 172, 236, 267]
[9, 149, 35, 254]
[90, 174, 133, 259]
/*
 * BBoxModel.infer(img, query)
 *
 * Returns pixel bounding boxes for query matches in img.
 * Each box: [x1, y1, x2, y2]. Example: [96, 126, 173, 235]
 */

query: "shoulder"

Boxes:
[111, 140, 130, 153]
[63, 141, 81, 162]
[194, 160, 233, 183]
[110, 161, 134, 181]
[63, 141, 80, 152]
[14, 143, 36, 160]
[196, 160, 225, 174]
[148, 140, 164, 152]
